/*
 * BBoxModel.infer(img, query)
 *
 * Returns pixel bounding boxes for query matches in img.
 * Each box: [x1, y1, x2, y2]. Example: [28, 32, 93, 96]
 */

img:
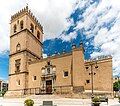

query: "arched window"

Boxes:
[16, 80, 20, 86]
[14, 24, 17, 33]
[37, 31, 40, 39]
[16, 43, 21, 52]
[30, 23, 34, 33]
[20, 20, 24, 30]
[15, 59, 21, 73]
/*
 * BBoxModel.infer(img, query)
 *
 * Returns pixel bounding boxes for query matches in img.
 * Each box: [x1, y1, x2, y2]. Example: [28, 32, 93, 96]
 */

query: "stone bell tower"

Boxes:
[7, 5, 43, 96]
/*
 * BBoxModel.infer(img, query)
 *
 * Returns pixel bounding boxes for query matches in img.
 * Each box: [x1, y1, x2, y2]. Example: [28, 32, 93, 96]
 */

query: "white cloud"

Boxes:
[0, 0, 28, 54]
[0, 0, 120, 76]
[85, 42, 89, 46]
[43, 54, 47, 58]
[94, 28, 108, 47]
[0, 0, 78, 53]
[90, 52, 103, 58]
[75, 0, 120, 76]
[0, 27, 9, 54]
[60, 31, 77, 42]
[28, 0, 77, 40]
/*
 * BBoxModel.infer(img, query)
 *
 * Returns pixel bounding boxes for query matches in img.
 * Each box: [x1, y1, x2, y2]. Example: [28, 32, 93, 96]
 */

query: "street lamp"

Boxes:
[86, 61, 98, 99]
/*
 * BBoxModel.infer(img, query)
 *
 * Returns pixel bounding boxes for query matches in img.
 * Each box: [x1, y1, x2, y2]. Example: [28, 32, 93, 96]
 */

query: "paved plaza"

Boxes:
[0, 95, 120, 106]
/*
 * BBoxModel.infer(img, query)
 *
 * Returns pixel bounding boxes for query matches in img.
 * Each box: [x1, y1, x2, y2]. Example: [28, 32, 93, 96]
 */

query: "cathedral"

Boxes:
[6, 6, 113, 98]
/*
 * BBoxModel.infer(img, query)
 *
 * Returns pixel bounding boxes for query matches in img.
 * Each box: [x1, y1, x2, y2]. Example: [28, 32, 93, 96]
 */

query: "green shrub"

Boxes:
[118, 96, 120, 99]
[92, 97, 100, 103]
[0, 91, 6, 96]
[24, 99, 34, 106]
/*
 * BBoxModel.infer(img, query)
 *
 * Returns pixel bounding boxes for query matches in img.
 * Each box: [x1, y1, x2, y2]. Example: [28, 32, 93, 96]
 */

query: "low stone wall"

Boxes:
[4, 88, 113, 99]
[4, 90, 24, 98]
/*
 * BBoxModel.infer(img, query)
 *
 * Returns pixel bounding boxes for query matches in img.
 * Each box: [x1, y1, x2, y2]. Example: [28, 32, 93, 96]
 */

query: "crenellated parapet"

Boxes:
[11, 6, 28, 20]
[85, 56, 112, 64]
[11, 5, 43, 33]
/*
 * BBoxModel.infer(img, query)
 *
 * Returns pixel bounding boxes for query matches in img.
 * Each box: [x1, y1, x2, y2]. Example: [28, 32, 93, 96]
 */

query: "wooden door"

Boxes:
[46, 80, 52, 94]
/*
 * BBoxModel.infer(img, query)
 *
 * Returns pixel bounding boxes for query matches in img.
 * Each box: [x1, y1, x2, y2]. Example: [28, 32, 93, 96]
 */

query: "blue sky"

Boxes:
[0, 0, 120, 80]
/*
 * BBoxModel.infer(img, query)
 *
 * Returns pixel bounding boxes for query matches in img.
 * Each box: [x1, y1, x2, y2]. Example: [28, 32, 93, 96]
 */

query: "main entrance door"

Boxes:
[46, 80, 52, 94]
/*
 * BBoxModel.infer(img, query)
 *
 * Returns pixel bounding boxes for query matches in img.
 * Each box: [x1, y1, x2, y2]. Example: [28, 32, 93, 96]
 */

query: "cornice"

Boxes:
[9, 71, 28, 76]
[9, 49, 40, 59]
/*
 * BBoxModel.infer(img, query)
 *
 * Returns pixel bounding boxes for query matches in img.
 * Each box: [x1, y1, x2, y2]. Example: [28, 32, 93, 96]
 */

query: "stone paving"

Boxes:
[0, 96, 119, 106]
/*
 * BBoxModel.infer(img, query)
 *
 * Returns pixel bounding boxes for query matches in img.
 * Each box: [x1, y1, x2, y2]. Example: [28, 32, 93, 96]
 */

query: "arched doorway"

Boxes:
[41, 60, 56, 94]
[46, 80, 52, 94]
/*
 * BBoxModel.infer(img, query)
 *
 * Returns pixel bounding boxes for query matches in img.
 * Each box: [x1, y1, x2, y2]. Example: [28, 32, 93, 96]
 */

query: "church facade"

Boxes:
[6, 6, 113, 98]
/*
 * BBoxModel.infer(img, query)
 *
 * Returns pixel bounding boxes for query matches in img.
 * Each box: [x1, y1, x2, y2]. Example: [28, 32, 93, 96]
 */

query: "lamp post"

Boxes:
[86, 61, 98, 100]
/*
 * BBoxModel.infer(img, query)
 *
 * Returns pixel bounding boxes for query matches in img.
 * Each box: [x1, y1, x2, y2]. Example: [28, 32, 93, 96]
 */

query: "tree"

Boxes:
[113, 81, 120, 91]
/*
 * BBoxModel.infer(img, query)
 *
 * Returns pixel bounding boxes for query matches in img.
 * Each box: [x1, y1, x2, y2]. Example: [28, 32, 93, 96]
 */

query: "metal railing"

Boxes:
[9, 85, 84, 96]
[23, 85, 84, 95]
[23, 87, 43, 95]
